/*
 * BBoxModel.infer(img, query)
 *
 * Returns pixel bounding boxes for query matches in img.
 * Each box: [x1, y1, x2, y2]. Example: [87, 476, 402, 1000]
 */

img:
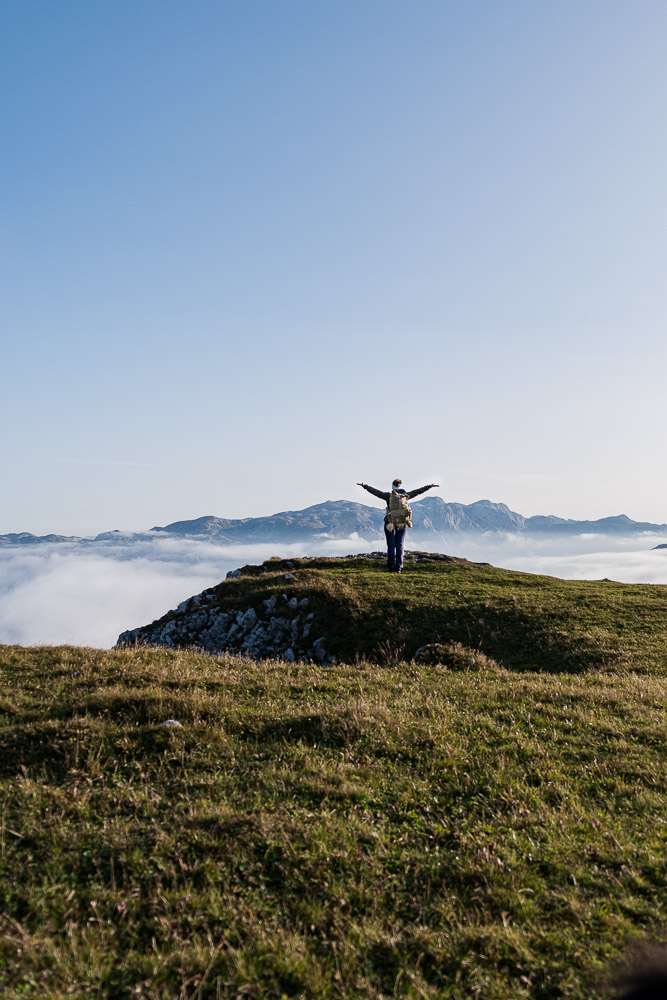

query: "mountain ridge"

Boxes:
[3, 497, 667, 546]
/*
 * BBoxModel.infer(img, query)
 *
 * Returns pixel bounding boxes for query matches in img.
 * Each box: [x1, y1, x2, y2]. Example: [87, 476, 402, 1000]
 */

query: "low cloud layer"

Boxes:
[0, 537, 375, 648]
[435, 531, 667, 582]
[1, 532, 667, 649]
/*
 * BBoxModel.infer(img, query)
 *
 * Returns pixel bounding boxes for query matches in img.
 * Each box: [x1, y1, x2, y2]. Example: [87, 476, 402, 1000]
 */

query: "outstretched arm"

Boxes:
[357, 482, 390, 502]
[407, 483, 439, 499]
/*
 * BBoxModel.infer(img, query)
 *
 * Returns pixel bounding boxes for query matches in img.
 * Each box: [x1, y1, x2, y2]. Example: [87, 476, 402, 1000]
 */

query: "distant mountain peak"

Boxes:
[151, 515, 242, 535]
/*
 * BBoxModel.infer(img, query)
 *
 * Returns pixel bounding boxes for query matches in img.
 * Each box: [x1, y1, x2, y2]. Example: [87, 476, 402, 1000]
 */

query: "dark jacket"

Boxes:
[360, 484, 434, 525]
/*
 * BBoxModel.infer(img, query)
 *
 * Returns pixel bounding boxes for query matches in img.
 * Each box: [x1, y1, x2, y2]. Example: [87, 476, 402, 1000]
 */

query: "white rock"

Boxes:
[312, 638, 327, 662]
[241, 608, 258, 629]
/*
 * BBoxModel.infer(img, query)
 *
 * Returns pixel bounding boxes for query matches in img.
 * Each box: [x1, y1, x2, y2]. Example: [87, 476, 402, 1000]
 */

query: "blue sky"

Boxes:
[3, 0, 667, 534]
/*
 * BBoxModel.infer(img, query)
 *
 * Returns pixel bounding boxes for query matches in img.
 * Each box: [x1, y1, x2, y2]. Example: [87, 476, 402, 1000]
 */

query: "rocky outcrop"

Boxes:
[115, 551, 455, 664]
[116, 571, 336, 664]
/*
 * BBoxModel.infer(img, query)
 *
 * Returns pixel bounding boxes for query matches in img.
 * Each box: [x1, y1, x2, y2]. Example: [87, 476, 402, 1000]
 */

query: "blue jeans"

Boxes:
[384, 524, 406, 570]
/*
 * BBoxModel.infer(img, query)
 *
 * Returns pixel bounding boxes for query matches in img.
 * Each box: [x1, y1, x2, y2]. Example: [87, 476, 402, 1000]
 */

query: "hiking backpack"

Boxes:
[387, 489, 412, 528]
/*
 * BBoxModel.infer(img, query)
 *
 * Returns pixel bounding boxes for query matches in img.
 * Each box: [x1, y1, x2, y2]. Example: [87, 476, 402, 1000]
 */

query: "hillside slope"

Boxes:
[0, 643, 664, 999]
[119, 553, 667, 675]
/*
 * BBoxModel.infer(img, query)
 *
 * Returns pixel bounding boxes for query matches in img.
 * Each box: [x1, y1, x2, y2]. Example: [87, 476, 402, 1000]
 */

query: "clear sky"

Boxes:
[3, 0, 666, 535]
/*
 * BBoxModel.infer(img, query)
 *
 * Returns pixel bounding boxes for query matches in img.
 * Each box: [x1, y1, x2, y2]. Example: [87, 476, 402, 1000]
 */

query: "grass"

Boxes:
[1, 638, 665, 998]
[151, 554, 667, 674]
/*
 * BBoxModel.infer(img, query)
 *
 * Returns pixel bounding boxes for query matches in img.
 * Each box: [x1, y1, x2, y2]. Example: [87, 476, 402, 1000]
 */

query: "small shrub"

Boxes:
[412, 640, 498, 670]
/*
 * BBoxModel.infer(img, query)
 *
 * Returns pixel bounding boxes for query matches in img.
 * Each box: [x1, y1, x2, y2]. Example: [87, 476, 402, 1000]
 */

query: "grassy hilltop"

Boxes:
[1, 556, 666, 999]
[130, 553, 667, 674]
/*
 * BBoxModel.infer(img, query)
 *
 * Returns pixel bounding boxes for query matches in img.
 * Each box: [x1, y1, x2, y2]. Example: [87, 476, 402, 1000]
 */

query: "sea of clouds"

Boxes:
[1, 532, 667, 649]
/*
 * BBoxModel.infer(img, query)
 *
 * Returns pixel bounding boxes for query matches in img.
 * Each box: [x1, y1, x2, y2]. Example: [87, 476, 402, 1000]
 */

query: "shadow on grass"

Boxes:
[0, 722, 86, 780]
[48, 691, 223, 725]
[239, 711, 364, 748]
[329, 596, 611, 674]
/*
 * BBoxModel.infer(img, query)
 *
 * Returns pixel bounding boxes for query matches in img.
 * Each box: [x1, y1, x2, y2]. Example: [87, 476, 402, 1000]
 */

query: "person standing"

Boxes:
[357, 478, 439, 572]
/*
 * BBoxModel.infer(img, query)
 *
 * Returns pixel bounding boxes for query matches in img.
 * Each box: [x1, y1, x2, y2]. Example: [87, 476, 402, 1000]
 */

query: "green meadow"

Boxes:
[1, 557, 665, 998]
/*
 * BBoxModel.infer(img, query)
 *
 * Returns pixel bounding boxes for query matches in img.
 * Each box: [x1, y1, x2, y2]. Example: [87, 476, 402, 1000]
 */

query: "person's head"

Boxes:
[392, 478, 402, 489]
